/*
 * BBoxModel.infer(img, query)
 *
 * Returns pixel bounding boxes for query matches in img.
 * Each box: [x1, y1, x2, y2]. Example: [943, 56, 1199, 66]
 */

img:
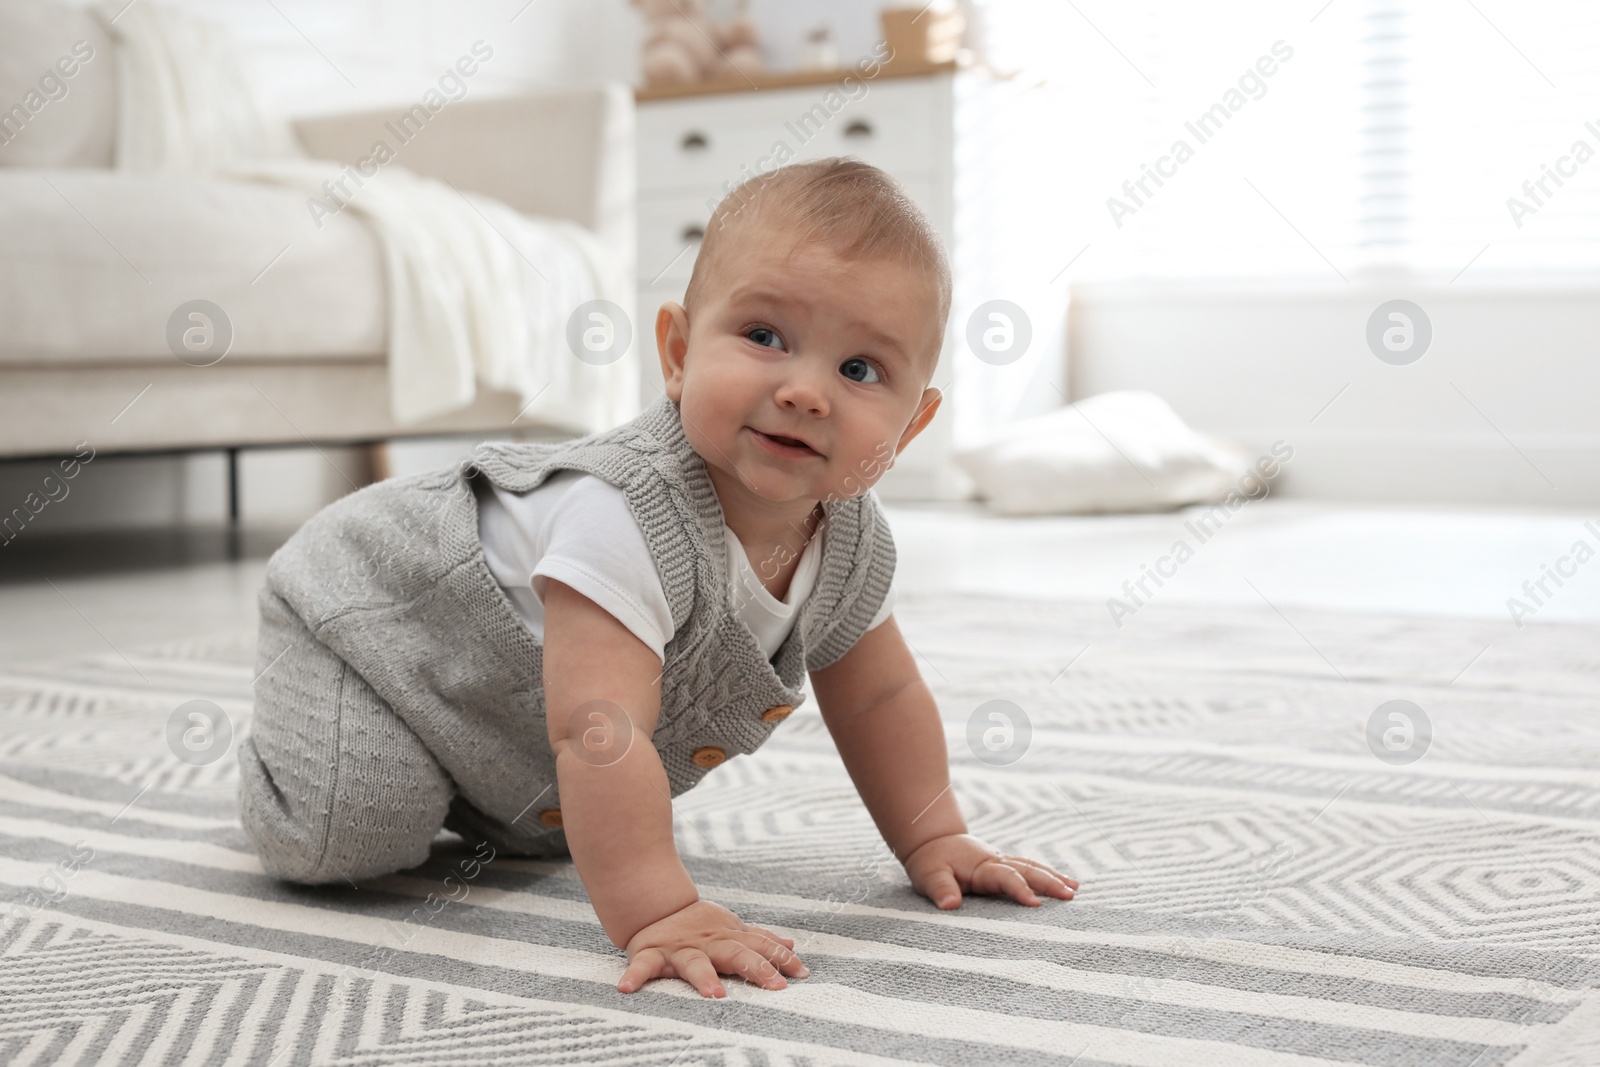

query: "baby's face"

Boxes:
[657, 221, 942, 511]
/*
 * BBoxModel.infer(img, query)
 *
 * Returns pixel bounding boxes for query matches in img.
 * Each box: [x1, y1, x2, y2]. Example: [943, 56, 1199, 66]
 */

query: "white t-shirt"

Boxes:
[477, 469, 895, 663]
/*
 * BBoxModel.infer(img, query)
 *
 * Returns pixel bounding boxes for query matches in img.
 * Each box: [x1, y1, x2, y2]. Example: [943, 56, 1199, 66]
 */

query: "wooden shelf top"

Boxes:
[633, 59, 959, 102]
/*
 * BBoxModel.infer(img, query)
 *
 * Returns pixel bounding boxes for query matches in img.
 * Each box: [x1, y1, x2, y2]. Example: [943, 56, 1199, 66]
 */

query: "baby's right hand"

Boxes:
[618, 899, 810, 998]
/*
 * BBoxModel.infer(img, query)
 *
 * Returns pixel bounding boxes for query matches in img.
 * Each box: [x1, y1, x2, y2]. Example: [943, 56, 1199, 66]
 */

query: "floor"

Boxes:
[0, 498, 1595, 667]
[4, 500, 1599, 1063]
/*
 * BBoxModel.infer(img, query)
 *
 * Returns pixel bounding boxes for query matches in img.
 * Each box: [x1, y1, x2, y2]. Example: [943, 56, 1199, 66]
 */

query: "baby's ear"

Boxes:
[655, 301, 691, 395]
[896, 389, 943, 454]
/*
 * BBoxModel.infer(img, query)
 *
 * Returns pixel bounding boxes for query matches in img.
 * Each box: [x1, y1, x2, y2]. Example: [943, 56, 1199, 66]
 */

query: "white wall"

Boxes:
[134, 0, 888, 117]
[146, 0, 642, 116]
[1069, 278, 1600, 507]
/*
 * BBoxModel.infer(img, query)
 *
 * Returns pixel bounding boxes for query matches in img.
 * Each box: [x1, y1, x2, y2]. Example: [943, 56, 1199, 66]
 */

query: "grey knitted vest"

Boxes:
[260, 393, 896, 854]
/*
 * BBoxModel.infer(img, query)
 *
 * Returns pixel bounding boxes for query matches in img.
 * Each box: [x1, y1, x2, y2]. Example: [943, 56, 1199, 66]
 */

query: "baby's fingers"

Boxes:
[738, 930, 811, 979]
[618, 947, 668, 994]
[1005, 856, 1078, 898]
[713, 939, 790, 991]
[744, 924, 797, 953]
[670, 947, 728, 998]
[973, 858, 1042, 906]
[919, 867, 964, 909]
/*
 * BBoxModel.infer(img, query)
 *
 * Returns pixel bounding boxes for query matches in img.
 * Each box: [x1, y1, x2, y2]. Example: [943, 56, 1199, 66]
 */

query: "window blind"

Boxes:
[969, 0, 1600, 281]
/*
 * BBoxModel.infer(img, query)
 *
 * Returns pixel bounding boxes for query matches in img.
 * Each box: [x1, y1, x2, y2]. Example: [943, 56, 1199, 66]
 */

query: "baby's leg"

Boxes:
[238, 587, 456, 885]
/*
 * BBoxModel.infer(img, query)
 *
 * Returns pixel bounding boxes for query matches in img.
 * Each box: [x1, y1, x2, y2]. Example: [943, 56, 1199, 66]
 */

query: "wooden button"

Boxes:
[692, 746, 726, 768]
[760, 704, 794, 724]
[538, 808, 563, 828]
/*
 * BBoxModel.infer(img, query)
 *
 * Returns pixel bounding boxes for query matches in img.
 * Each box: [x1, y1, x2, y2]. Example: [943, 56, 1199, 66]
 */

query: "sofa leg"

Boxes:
[365, 441, 390, 483]
[226, 447, 241, 525]
[225, 448, 242, 561]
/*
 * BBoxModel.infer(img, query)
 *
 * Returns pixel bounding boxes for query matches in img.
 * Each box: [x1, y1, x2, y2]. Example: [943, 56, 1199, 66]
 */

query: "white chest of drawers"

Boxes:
[633, 68, 961, 501]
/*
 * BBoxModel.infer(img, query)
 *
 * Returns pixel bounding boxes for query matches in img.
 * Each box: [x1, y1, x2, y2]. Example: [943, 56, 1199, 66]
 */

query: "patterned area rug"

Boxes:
[2, 590, 1598, 1065]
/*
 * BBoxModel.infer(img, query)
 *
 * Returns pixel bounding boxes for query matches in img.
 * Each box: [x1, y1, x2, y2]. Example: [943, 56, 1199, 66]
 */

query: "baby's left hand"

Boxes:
[903, 834, 1078, 910]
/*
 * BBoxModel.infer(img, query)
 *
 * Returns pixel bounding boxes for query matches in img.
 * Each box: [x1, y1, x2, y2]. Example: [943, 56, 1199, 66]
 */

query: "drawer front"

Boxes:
[638, 77, 944, 194]
[638, 118, 787, 195]
[637, 175, 939, 287]
[637, 193, 716, 285]
[796, 79, 939, 173]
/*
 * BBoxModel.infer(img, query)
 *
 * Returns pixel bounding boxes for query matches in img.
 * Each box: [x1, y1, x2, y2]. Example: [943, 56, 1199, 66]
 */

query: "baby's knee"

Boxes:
[241, 746, 453, 884]
[238, 642, 455, 886]
[236, 735, 345, 885]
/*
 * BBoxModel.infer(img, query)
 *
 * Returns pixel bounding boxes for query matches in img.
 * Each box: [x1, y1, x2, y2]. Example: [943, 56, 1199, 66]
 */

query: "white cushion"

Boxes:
[0, 169, 386, 364]
[952, 390, 1256, 515]
[0, 0, 117, 168]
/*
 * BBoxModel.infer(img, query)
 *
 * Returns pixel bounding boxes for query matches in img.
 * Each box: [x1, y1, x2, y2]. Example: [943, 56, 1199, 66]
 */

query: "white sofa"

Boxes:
[0, 6, 634, 461]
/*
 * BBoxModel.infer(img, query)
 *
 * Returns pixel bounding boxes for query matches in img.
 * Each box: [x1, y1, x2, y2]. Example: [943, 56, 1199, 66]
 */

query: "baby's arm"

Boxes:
[541, 578, 809, 996]
[810, 614, 1078, 908]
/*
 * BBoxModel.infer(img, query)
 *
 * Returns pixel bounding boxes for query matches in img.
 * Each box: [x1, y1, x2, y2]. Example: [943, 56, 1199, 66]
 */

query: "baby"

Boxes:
[238, 156, 1077, 1001]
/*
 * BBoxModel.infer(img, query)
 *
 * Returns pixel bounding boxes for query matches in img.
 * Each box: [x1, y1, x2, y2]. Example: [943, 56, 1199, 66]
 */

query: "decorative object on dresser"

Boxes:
[798, 24, 838, 72]
[630, 0, 763, 89]
[633, 47, 974, 501]
[880, 4, 967, 67]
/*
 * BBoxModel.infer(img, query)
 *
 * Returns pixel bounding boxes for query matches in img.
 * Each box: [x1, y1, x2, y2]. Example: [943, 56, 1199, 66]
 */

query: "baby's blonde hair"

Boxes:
[683, 157, 952, 373]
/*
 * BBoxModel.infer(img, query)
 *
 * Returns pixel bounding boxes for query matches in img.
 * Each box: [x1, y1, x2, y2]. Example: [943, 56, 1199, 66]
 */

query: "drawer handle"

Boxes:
[681, 224, 706, 242]
[843, 120, 874, 139]
[680, 131, 709, 151]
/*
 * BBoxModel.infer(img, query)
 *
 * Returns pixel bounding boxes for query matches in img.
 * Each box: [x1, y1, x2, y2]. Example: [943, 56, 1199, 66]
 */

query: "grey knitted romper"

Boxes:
[237, 394, 897, 885]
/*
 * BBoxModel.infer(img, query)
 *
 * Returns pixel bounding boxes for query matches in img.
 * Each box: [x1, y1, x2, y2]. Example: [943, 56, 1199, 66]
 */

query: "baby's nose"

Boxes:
[774, 375, 829, 413]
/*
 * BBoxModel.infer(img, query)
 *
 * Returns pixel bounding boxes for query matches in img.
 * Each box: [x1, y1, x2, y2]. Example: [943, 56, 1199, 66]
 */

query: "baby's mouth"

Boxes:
[750, 428, 822, 457]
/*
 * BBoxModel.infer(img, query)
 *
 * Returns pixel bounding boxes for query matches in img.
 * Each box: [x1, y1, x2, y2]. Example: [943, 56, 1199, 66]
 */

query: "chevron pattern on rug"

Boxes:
[1, 591, 1597, 1065]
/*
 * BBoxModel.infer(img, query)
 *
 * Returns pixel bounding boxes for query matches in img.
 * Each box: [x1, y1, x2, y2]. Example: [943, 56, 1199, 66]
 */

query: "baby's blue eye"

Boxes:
[747, 327, 784, 350]
[840, 357, 882, 384]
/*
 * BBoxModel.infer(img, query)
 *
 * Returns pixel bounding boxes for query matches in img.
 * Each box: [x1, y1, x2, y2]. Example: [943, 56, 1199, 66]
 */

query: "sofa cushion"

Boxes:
[0, 0, 117, 168]
[0, 169, 387, 365]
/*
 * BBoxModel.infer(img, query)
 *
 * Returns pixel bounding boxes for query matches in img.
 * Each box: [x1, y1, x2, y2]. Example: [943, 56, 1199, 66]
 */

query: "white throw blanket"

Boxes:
[88, 0, 636, 432]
